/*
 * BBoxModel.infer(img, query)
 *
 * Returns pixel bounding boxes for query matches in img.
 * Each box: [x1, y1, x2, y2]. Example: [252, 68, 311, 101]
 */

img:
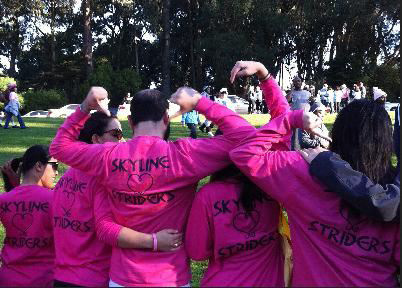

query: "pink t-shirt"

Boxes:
[50, 97, 255, 286]
[185, 180, 284, 287]
[53, 168, 122, 286]
[185, 77, 301, 287]
[0, 185, 54, 287]
[230, 117, 400, 286]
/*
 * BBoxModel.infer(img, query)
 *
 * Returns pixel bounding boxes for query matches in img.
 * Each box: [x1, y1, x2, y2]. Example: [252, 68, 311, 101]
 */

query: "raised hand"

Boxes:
[302, 112, 322, 132]
[169, 87, 201, 119]
[156, 229, 183, 252]
[229, 61, 269, 84]
[1, 160, 20, 189]
[299, 147, 327, 164]
[81, 86, 110, 116]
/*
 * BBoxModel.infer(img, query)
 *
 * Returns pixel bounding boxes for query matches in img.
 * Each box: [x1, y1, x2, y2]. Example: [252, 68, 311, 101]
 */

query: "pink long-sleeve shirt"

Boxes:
[0, 185, 54, 287]
[50, 97, 254, 286]
[185, 76, 302, 287]
[230, 116, 400, 286]
[53, 168, 122, 286]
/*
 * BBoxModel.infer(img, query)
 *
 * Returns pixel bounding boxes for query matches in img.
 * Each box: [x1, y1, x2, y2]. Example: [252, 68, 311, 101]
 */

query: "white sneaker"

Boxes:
[208, 132, 214, 137]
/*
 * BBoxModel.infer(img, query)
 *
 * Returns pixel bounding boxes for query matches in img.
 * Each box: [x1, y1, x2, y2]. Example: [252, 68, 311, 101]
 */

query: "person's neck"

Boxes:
[20, 175, 42, 187]
[133, 121, 165, 139]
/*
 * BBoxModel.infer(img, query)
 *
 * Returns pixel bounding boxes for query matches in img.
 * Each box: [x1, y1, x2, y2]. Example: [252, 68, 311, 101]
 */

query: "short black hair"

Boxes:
[130, 89, 169, 125]
[78, 112, 117, 144]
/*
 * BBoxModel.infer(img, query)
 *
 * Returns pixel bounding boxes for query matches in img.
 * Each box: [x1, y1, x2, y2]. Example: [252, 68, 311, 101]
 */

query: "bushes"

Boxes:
[22, 89, 68, 113]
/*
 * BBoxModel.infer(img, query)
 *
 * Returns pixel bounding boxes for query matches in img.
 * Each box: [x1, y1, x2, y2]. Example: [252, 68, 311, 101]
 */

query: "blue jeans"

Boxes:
[187, 123, 197, 139]
[4, 111, 26, 128]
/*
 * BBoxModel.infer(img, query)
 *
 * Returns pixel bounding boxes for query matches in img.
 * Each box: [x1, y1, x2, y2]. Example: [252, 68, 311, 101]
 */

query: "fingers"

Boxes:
[299, 149, 309, 161]
[230, 61, 243, 83]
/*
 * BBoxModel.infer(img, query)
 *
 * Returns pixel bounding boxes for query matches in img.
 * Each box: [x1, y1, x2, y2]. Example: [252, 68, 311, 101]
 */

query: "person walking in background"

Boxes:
[340, 84, 349, 109]
[3, 82, 26, 129]
[248, 86, 256, 114]
[327, 85, 334, 113]
[182, 109, 201, 139]
[334, 86, 342, 113]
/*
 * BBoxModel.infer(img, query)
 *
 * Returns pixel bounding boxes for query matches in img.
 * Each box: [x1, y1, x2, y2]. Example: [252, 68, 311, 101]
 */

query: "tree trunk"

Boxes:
[8, 15, 19, 77]
[82, 0, 93, 78]
[162, 0, 171, 96]
[188, 0, 196, 87]
[50, 0, 56, 74]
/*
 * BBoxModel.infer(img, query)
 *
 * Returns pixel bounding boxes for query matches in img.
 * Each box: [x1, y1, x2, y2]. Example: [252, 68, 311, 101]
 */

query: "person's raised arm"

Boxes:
[229, 111, 321, 202]
[50, 87, 112, 179]
[229, 61, 289, 119]
[300, 148, 400, 222]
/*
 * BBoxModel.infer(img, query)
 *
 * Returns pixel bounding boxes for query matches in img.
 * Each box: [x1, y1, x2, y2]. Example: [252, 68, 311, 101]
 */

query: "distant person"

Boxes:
[199, 86, 213, 135]
[319, 84, 329, 107]
[3, 82, 26, 129]
[248, 86, 256, 114]
[351, 84, 361, 101]
[359, 82, 366, 98]
[334, 86, 342, 113]
[255, 86, 263, 113]
[373, 87, 387, 105]
[287, 76, 311, 150]
[340, 84, 349, 109]
[182, 109, 201, 139]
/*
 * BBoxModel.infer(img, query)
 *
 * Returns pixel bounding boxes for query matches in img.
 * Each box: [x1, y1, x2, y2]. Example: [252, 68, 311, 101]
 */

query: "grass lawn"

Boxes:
[0, 111, 395, 286]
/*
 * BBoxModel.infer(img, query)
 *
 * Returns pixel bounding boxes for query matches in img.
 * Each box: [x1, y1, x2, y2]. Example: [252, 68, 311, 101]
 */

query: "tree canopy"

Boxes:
[0, 0, 399, 103]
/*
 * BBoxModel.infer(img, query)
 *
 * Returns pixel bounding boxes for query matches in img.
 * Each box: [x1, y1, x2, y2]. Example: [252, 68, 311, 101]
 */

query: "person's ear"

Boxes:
[127, 115, 135, 132]
[163, 112, 169, 125]
[35, 161, 45, 173]
[91, 134, 102, 144]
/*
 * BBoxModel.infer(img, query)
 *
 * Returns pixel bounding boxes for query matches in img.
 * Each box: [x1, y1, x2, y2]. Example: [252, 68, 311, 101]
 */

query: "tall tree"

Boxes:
[161, 0, 171, 96]
[82, 0, 93, 78]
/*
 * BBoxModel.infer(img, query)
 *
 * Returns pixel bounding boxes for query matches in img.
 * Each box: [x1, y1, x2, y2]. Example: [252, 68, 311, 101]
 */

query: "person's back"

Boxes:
[50, 87, 255, 286]
[0, 185, 54, 287]
[185, 178, 284, 287]
[230, 98, 400, 286]
[52, 168, 112, 286]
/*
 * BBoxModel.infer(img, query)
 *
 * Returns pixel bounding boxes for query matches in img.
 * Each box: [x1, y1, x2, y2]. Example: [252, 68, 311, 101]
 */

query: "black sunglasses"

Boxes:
[103, 128, 123, 140]
[47, 161, 59, 171]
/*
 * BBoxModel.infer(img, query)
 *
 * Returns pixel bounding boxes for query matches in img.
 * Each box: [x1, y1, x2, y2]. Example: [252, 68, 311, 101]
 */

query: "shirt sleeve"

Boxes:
[310, 151, 400, 222]
[260, 77, 290, 120]
[185, 187, 213, 261]
[93, 183, 123, 246]
[167, 97, 256, 184]
[229, 111, 305, 203]
[299, 129, 320, 149]
[50, 107, 113, 179]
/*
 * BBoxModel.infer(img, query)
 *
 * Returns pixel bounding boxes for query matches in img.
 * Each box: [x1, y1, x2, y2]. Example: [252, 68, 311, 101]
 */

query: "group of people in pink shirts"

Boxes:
[0, 60, 399, 287]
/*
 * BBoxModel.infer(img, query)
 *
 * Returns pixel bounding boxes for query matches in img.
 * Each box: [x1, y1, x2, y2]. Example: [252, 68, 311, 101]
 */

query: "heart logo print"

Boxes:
[127, 173, 154, 195]
[232, 210, 260, 238]
[339, 205, 368, 233]
[12, 213, 34, 236]
[62, 190, 76, 217]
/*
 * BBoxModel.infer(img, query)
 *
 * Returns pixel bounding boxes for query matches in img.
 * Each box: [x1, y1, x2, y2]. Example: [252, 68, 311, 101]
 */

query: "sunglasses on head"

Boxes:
[47, 161, 59, 171]
[103, 128, 123, 140]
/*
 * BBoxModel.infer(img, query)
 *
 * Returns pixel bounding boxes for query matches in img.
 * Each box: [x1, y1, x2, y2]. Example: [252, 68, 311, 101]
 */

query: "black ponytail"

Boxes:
[210, 164, 268, 214]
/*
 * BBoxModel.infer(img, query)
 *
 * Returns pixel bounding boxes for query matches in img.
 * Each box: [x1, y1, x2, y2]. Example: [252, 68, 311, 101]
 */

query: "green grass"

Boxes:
[0, 111, 396, 286]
